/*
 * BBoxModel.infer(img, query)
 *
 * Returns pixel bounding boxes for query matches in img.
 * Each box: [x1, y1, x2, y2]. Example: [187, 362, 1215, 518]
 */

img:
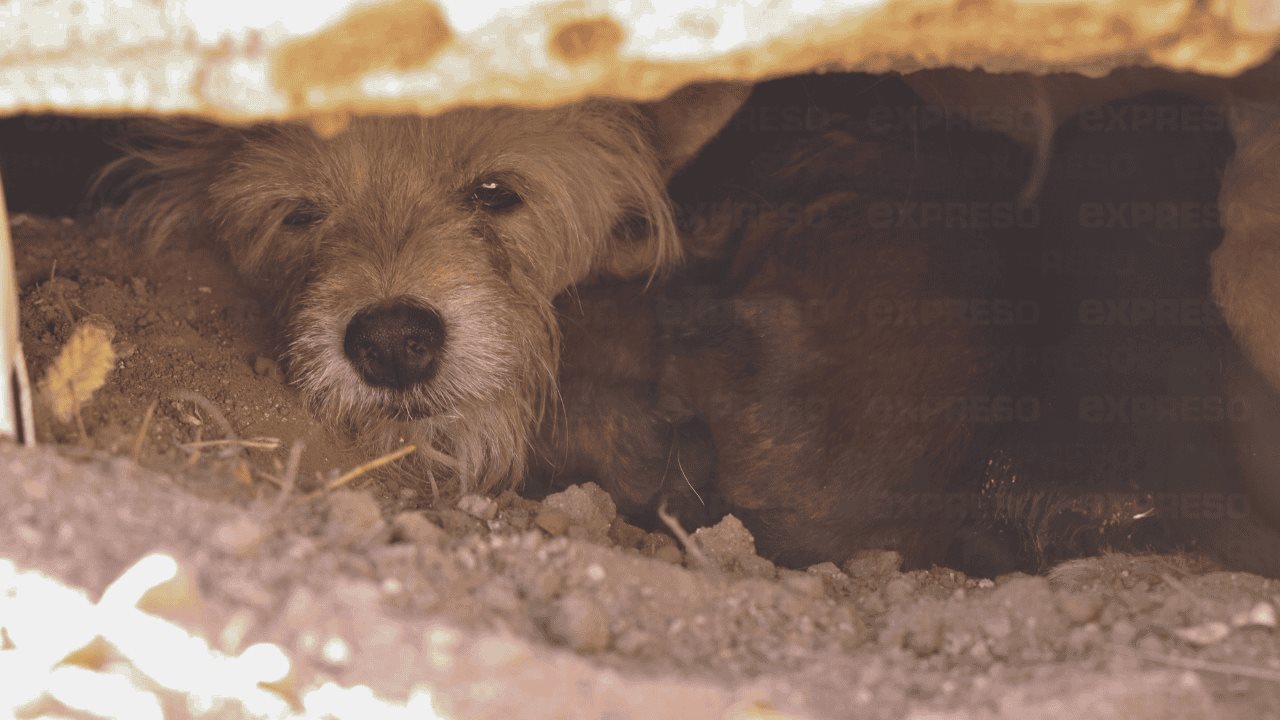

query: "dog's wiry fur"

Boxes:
[103, 89, 747, 496]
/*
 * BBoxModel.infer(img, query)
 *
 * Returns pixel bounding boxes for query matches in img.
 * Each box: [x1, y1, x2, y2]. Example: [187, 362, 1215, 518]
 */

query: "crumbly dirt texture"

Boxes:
[4, 215, 1280, 719]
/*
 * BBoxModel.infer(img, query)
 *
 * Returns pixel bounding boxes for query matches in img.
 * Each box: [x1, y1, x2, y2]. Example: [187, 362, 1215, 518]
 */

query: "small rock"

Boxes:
[497, 491, 539, 530]
[781, 571, 826, 597]
[432, 507, 485, 535]
[391, 512, 445, 546]
[638, 532, 685, 564]
[883, 576, 916, 604]
[1175, 621, 1231, 647]
[540, 483, 616, 541]
[860, 593, 887, 615]
[326, 489, 386, 545]
[691, 514, 759, 571]
[608, 517, 647, 549]
[737, 554, 777, 579]
[652, 545, 683, 565]
[1231, 601, 1277, 629]
[458, 494, 498, 521]
[640, 532, 675, 555]
[321, 636, 351, 667]
[1057, 592, 1106, 625]
[252, 355, 284, 383]
[524, 569, 563, 604]
[534, 507, 570, 536]
[214, 518, 266, 558]
[843, 549, 903, 579]
[807, 562, 845, 579]
[546, 595, 611, 653]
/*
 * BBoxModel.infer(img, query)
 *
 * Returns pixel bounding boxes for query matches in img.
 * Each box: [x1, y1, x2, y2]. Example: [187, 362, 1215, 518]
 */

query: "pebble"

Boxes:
[608, 517, 647, 549]
[213, 517, 266, 558]
[252, 355, 284, 383]
[546, 595, 611, 653]
[781, 571, 826, 598]
[1057, 592, 1106, 625]
[1232, 601, 1277, 629]
[691, 514, 758, 571]
[540, 483, 616, 541]
[651, 544, 683, 565]
[534, 507, 570, 536]
[458, 494, 498, 522]
[326, 489, 386, 545]
[843, 550, 903, 579]
[883, 576, 916, 604]
[1175, 621, 1231, 647]
[391, 512, 446, 546]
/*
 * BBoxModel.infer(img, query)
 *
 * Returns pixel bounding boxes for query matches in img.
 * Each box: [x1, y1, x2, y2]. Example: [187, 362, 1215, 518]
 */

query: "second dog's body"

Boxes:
[537, 77, 1031, 567]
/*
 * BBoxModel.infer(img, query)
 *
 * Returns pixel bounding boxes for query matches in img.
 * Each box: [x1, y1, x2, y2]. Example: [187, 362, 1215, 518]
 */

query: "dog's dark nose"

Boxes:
[343, 300, 445, 389]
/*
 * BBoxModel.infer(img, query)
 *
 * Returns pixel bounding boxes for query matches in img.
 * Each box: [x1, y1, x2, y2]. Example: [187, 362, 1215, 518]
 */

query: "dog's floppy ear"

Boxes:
[595, 81, 747, 280]
[641, 81, 751, 179]
[97, 118, 249, 250]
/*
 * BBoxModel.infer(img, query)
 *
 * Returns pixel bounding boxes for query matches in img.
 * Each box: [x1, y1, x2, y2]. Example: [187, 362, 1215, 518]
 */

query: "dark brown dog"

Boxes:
[536, 76, 1032, 568]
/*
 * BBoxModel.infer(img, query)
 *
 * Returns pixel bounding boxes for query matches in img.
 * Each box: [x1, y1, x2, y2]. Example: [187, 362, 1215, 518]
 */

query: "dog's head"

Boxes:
[105, 84, 747, 493]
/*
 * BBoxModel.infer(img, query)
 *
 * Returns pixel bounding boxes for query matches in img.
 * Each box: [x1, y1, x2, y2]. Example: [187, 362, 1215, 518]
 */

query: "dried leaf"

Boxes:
[41, 323, 117, 424]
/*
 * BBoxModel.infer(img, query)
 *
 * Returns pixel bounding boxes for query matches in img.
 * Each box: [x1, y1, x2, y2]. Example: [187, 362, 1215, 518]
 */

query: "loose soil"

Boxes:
[2, 213, 1280, 718]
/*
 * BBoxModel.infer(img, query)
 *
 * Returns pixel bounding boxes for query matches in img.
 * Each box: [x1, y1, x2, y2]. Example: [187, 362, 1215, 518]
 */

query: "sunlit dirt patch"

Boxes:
[0, 554, 445, 719]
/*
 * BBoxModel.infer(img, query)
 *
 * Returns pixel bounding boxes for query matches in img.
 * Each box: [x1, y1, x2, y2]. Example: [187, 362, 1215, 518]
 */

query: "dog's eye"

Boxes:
[471, 180, 522, 212]
[282, 202, 327, 228]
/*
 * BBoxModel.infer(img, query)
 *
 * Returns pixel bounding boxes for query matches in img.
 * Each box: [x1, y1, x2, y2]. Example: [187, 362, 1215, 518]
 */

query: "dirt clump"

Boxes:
[3, 214, 1280, 718]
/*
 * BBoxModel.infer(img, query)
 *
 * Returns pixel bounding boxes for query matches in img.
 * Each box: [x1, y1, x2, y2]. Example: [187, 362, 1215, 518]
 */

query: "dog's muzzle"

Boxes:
[343, 297, 446, 390]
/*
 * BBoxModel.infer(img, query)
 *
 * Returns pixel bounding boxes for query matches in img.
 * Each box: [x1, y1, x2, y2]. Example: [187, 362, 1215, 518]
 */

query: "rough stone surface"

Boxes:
[0, 0, 1274, 124]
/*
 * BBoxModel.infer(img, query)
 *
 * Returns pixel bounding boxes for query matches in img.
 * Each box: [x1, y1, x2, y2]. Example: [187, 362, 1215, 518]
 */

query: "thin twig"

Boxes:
[179, 437, 281, 451]
[657, 499, 711, 570]
[13, 342, 35, 447]
[186, 427, 203, 466]
[70, 385, 87, 444]
[49, 260, 74, 326]
[168, 389, 236, 442]
[130, 398, 157, 463]
[271, 440, 305, 514]
[324, 444, 417, 492]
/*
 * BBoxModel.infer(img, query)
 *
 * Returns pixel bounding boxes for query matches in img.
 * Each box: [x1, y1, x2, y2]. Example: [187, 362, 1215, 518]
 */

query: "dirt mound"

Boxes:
[3, 214, 1280, 718]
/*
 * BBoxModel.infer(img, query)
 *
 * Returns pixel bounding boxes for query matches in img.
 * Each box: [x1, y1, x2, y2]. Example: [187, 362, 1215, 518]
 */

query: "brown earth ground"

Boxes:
[2, 214, 1280, 719]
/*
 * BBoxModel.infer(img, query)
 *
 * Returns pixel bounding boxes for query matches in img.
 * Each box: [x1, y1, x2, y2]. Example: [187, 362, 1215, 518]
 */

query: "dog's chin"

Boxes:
[372, 397, 435, 422]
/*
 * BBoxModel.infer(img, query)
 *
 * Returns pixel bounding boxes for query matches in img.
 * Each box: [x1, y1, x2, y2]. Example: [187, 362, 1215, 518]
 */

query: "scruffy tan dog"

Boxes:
[106, 85, 749, 496]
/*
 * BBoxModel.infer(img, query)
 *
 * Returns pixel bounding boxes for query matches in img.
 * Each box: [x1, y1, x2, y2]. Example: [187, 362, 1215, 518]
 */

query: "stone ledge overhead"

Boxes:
[0, 0, 1277, 123]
